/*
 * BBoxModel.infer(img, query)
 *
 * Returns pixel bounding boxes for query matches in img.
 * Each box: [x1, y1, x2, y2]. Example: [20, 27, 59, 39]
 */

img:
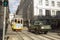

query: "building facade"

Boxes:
[16, 0, 33, 21]
[0, 0, 4, 35]
[34, 0, 60, 16]
[16, 0, 60, 21]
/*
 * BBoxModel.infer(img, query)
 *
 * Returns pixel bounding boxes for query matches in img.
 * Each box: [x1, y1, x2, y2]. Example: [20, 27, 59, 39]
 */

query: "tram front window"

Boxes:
[18, 21, 20, 23]
[15, 19, 17, 23]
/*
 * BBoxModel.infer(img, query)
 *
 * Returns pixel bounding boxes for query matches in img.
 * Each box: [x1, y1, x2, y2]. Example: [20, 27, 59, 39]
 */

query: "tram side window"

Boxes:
[21, 20, 22, 24]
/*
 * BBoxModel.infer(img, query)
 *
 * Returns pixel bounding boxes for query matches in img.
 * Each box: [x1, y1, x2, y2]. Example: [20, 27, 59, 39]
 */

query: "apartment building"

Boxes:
[17, 0, 60, 25]
[34, 0, 60, 18]
[16, 0, 60, 21]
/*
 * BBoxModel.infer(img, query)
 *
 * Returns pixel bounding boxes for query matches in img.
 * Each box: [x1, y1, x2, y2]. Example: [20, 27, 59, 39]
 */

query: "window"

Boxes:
[45, 10, 51, 16]
[57, 2, 60, 7]
[21, 20, 22, 24]
[15, 19, 17, 22]
[39, 0, 42, 5]
[51, 10, 55, 16]
[18, 21, 20, 23]
[51, 1, 55, 6]
[45, 0, 49, 6]
[39, 9, 42, 16]
[56, 11, 60, 16]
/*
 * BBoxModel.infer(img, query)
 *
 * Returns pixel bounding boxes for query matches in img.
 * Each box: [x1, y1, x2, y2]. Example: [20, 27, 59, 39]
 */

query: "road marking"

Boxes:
[47, 34, 60, 39]
[23, 31, 42, 40]
[41, 34, 60, 40]
[18, 32, 33, 40]
[23, 31, 60, 40]
[37, 35, 51, 40]
[12, 37, 19, 40]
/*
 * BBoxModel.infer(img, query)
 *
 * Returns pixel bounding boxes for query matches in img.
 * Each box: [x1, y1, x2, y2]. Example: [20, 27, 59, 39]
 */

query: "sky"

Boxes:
[9, 0, 20, 14]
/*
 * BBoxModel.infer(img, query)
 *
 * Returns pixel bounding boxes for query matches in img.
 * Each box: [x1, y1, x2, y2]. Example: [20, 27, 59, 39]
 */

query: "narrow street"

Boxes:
[5, 24, 60, 40]
[0, 0, 60, 40]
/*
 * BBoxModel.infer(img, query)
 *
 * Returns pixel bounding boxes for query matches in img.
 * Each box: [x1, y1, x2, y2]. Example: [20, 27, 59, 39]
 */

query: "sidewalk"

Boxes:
[8, 35, 19, 40]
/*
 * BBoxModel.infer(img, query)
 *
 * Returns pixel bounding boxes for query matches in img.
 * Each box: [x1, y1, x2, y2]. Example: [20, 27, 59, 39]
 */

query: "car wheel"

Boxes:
[44, 31, 48, 34]
[37, 31, 41, 34]
[12, 29, 16, 31]
[28, 28, 31, 32]
[34, 28, 38, 34]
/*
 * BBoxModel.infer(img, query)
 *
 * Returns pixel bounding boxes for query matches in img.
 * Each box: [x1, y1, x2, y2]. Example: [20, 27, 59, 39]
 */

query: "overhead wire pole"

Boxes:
[3, 6, 6, 40]
[2, 0, 6, 40]
[2, 0, 4, 40]
[2, 0, 8, 40]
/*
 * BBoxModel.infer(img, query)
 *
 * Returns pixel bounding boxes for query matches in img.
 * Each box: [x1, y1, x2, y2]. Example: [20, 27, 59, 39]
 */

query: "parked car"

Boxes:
[28, 21, 51, 34]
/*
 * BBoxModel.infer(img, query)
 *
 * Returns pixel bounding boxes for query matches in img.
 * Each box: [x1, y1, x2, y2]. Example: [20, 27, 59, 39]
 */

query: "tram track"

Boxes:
[40, 34, 60, 40]
[23, 31, 60, 40]
[16, 31, 34, 40]
[16, 32, 24, 40]
[6, 30, 60, 40]
[22, 31, 45, 40]
[40, 34, 55, 40]
[6, 24, 60, 40]
[46, 34, 60, 39]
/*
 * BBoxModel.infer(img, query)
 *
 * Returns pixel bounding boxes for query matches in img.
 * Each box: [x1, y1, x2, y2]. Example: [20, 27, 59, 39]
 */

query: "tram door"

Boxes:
[19, 18, 23, 27]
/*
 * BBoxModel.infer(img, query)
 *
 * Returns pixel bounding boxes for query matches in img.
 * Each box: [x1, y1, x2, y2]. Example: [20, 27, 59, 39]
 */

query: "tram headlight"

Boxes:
[12, 23, 13, 24]
[41, 26, 44, 29]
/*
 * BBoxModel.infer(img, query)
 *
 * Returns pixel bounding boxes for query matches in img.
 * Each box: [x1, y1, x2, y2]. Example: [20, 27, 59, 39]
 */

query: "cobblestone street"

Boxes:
[5, 24, 60, 40]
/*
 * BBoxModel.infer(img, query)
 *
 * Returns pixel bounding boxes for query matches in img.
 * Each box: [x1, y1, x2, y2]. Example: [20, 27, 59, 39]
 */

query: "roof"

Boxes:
[14, 15, 23, 18]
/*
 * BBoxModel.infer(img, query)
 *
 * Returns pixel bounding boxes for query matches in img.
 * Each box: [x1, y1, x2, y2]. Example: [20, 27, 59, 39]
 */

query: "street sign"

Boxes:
[3, 1, 8, 7]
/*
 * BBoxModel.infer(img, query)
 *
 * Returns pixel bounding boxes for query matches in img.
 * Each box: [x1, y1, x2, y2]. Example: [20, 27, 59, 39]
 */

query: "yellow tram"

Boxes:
[11, 18, 23, 31]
